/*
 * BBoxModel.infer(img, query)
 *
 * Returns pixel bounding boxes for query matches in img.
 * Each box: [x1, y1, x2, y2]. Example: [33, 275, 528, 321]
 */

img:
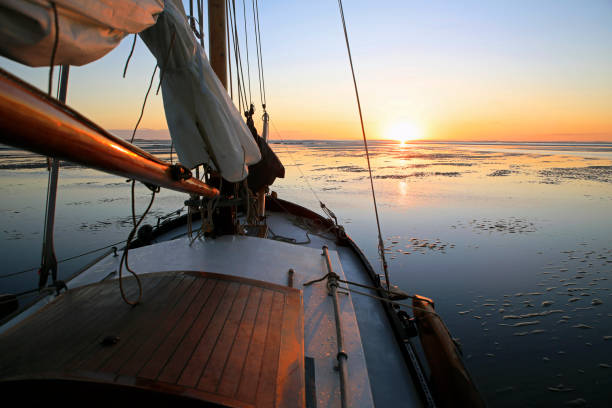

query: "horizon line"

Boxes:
[125, 137, 612, 144]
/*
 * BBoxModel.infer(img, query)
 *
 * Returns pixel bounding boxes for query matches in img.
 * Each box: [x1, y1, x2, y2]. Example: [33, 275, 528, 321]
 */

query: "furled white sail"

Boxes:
[0, 0, 163, 67]
[139, 0, 261, 182]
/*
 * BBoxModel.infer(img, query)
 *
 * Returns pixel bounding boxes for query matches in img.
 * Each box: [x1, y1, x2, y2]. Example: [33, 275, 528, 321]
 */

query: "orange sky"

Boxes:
[1, 1, 610, 142]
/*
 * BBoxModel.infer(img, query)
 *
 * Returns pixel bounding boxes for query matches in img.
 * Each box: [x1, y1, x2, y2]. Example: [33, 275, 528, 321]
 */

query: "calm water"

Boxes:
[1, 139, 612, 406]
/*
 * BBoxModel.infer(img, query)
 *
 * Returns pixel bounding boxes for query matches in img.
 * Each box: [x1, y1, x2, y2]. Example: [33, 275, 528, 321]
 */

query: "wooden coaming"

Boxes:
[0, 272, 305, 408]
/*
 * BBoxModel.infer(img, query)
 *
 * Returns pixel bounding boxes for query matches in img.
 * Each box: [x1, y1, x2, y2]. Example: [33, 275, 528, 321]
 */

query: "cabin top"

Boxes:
[0, 236, 376, 407]
[0, 271, 304, 407]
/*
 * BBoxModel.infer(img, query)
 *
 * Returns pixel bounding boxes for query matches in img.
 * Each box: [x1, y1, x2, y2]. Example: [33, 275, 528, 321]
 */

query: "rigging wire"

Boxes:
[197, 0, 204, 47]
[0, 239, 126, 279]
[241, 0, 253, 104]
[335, 0, 391, 292]
[229, 0, 248, 112]
[226, 0, 233, 101]
[269, 119, 323, 205]
[122, 28, 180, 303]
[251, 0, 266, 108]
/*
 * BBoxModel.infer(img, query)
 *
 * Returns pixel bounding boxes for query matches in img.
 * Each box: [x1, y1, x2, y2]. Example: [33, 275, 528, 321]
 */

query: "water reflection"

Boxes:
[1, 140, 612, 406]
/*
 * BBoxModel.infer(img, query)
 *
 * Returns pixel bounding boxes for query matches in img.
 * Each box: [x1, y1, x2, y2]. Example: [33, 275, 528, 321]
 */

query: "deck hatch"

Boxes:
[0, 271, 305, 408]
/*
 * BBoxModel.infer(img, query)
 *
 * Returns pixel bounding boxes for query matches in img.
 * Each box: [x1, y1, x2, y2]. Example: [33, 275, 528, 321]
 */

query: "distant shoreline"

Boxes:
[116, 138, 612, 146]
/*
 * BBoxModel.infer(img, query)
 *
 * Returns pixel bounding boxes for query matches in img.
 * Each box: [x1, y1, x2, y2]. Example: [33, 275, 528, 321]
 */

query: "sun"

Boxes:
[385, 121, 423, 144]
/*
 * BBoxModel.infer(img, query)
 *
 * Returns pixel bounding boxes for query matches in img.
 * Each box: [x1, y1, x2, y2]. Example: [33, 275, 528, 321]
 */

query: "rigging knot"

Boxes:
[320, 202, 339, 226]
[143, 183, 160, 193]
[169, 163, 192, 181]
[244, 103, 255, 118]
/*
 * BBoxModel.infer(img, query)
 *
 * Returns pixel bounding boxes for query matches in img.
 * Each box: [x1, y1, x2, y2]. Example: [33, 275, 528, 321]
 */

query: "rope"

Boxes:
[120, 36, 173, 303]
[303, 273, 438, 317]
[268, 227, 311, 245]
[130, 64, 158, 143]
[335, 0, 390, 293]
[123, 34, 137, 78]
[156, 29, 178, 95]
[47, 1, 59, 95]
[188, 0, 203, 41]
[343, 287, 438, 316]
[118, 187, 157, 306]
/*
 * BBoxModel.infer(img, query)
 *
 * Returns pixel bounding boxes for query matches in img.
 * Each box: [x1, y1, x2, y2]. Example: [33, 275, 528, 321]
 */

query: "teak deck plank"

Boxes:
[64, 274, 171, 371]
[217, 286, 263, 397]
[256, 291, 285, 407]
[0, 271, 305, 408]
[157, 279, 229, 384]
[236, 289, 275, 402]
[139, 278, 216, 380]
[77, 274, 185, 373]
[178, 281, 241, 388]
[117, 276, 204, 377]
[276, 286, 306, 406]
[197, 283, 252, 392]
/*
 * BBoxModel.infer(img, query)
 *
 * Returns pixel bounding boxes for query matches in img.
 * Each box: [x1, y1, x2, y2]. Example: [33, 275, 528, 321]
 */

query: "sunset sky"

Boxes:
[1, 0, 611, 142]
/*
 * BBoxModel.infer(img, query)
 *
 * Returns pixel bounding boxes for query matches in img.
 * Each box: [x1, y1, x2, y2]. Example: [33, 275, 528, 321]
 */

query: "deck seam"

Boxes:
[153, 278, 217, 381]
[250, 289, 276, 403]
[214, 284, 253, 393]
[156, 279, 229, 384]
[175, 280, 234, 385]
[59, 275, 168, 371]
[223, 286, 264, 398]
[133, 277, 206, 378]
[192, 282, 243, 389]
[98, 275, 189, 373]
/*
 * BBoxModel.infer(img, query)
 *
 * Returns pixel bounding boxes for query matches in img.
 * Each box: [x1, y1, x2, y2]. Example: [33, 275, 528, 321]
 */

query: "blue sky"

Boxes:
[1, 0, 611, 141]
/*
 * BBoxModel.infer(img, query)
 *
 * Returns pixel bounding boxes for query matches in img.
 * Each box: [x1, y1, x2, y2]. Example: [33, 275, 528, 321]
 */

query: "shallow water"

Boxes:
[1, 139, 612, 406]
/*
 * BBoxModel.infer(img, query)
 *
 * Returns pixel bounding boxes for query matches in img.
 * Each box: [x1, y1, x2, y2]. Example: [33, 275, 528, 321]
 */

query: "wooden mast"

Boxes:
[207, 0, 237, 235]
[208, 0, 228, 89]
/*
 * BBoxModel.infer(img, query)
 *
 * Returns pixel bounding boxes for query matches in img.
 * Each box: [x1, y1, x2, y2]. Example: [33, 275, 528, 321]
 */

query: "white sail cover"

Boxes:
[0, 0, 163, 66]
[139, 0, 261, 182]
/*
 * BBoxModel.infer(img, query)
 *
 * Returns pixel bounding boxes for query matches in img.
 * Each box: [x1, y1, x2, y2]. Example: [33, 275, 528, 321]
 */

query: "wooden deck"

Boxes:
[0, 272, 305, 407]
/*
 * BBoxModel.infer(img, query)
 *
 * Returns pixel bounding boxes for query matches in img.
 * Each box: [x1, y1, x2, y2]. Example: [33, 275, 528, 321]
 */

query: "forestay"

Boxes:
[0, 0, 163, 66]
[140, 0, 261, 182]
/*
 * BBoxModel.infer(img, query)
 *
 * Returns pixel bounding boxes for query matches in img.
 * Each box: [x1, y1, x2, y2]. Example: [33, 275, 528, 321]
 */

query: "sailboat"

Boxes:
[0, 1, 485, 407]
